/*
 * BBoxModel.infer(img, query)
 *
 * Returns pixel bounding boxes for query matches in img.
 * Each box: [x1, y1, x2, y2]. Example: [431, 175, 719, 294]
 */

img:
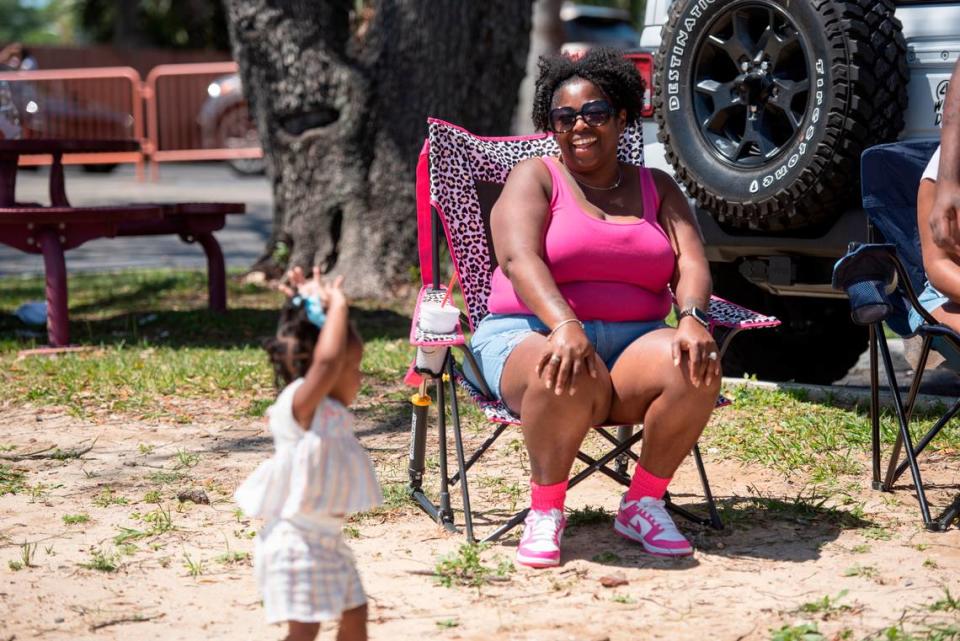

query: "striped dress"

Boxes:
[234, 378, 383, 624]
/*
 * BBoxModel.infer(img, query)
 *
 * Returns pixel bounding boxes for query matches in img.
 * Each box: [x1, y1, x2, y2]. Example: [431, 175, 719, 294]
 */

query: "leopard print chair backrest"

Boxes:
[426, 118, 644, 329]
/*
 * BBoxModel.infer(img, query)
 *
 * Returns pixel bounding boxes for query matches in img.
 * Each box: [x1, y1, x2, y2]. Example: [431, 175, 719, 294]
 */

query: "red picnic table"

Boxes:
[0, 138, 245, 347]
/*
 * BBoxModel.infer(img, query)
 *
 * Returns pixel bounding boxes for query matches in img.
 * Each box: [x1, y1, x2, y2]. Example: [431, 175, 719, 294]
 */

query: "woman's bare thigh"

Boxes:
[606, 327, 678, 422]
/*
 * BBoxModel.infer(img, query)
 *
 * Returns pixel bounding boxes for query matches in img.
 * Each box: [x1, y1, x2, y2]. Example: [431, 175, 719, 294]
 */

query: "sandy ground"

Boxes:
[2, 394, 959, 641]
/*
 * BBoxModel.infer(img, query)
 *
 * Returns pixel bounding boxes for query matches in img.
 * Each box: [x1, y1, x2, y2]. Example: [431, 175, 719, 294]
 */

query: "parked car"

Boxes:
[638, 0, 955, 383]
[198, 73, 264, 176]
[560, 2, 642, 56]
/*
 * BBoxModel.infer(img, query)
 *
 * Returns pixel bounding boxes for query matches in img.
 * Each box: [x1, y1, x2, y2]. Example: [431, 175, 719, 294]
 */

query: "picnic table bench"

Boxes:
[0, 138, 245, 347]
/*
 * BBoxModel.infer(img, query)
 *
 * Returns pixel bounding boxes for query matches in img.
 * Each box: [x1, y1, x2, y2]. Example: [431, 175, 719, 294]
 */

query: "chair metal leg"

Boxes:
[693, 444, 723, 530]
[933, 495, 960, 531]
[890, 398, 960, 485]
[595, 427, 640, 463]
[877, 332, 934, 527]
[449, 423, 508, 486]
[408, 381, 430, 490]
[883, 334, 931, 490]
[434, 370, 456, 529]
[482, 508, 529, 543]
[615, 425, 633, 477]
[870, 324, 882, 490]
[408, 376, 458, 534]
[446, 359, 475, 543]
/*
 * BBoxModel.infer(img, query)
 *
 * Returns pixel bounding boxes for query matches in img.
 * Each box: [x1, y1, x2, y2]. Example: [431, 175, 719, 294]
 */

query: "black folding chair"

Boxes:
[832, 139, 960, 531]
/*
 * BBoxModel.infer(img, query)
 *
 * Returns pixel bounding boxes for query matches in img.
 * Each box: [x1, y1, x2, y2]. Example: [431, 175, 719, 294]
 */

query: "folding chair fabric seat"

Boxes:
[406, 119, 779, 543]
[833, 139, 960, 531]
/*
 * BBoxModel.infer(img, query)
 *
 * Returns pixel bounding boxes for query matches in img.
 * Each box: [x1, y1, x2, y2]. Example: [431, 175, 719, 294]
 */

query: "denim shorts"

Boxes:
[463, 313, 667, 400]
[908, 281, 960, 369]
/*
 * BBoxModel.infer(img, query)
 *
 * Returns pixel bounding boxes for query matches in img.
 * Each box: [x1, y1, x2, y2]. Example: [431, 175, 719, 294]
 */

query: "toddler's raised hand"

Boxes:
[316, 275, 347, 310]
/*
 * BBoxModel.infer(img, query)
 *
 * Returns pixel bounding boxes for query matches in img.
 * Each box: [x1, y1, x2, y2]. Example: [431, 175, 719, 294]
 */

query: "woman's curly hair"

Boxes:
[532, 47, 645, 132]
[262, 298, 320, 389]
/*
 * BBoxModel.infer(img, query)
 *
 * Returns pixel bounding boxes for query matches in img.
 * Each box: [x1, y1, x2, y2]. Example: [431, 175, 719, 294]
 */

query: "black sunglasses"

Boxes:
[548, 100, 616, 133]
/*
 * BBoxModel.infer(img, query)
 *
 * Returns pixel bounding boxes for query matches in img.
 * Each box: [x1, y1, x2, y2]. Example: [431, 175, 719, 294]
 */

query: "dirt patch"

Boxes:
[2, 399, 959, 641]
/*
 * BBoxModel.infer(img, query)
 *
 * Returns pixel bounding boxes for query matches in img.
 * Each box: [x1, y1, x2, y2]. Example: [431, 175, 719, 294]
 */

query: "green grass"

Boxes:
[796, 590, 851, 616]
[770, 623, 825, 641]
[0, 268, 414, 422]
[80, 548, 120, 573]
[710, 385, 960, 482]
[434, 543, 513, 589]
[0, 464, 26, 495]
[93, 487, 129, 507]
[716, 484, 872, 533]
[62, 513, 90, 525]
[113, 505, 175, 544]
[566, 505, 611, 527]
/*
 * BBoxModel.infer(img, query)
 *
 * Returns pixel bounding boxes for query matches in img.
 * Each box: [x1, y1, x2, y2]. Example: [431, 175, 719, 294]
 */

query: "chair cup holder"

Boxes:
[415, 345, 448, 375]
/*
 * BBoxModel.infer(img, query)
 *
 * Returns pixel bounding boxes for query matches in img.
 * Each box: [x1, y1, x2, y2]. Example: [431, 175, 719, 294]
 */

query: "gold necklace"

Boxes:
[564, 162, 623, 191]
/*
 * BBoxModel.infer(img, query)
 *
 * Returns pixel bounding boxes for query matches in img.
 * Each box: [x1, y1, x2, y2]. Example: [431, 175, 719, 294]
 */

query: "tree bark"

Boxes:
[223, 0, 533, 296]
[512, 0, 564, 135]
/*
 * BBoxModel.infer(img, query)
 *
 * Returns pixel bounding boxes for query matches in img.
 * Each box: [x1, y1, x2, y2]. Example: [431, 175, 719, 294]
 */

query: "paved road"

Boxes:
[0, 162, 272, 274]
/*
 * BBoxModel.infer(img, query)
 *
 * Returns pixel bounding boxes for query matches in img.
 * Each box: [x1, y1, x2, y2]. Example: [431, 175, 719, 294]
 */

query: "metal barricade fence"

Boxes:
[145, 62, 262, 178]
[0, 62, 263, 180]
[0, 67, 145, 176]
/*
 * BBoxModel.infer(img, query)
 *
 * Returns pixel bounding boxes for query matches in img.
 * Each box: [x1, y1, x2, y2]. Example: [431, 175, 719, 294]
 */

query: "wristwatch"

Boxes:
[679, 306, 710, 329]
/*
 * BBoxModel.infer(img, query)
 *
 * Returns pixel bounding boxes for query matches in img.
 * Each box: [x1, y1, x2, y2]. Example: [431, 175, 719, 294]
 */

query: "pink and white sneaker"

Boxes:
[516, 508, 566, 568]
[614, 496, 693, 557]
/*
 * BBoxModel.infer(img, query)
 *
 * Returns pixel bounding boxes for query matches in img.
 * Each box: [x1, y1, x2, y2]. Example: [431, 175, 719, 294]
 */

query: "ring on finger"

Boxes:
[550, 354, 562, 364]
[708, 351, 718, 361]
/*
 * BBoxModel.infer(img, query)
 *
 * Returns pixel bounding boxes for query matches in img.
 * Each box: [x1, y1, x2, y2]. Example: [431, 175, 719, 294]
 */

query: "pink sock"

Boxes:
[530, 479, 568, 512]
[625, 465, 671, 502]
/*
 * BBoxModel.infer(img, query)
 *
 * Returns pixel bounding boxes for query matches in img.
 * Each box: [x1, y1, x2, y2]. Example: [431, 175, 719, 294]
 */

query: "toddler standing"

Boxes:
[235, 268, 382, 641]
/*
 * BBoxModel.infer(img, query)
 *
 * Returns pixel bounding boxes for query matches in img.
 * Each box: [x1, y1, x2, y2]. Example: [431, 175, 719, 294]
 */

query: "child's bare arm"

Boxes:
[290, 272, 349, 428]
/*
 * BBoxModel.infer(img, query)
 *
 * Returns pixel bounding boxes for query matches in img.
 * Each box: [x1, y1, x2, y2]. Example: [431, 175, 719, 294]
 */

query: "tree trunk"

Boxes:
[223, 0, 533, 296]
[513, 0, 564, 134]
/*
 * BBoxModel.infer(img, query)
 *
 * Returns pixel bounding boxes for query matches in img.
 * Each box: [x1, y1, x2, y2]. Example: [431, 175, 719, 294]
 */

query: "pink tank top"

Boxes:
[487, 157, 674, 322]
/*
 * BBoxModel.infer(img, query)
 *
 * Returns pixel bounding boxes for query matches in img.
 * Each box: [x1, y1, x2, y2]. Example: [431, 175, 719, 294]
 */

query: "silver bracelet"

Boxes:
[547, 318, 584, 341]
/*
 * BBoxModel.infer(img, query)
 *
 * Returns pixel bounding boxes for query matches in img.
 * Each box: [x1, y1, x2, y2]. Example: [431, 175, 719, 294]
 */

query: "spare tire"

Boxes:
[654, 0, 908, 232]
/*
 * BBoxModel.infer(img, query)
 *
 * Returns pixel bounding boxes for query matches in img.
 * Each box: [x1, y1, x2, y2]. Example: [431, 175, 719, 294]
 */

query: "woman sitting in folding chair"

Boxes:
[463, 48, 721, 567]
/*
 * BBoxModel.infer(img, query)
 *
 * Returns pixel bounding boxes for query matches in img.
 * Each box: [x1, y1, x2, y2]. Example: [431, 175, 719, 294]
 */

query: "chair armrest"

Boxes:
[410, 286, 465, 347]
[708, 295, 780, 331]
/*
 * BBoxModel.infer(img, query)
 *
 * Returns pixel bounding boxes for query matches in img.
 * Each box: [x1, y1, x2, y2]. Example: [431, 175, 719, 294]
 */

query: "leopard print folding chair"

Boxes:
[406, 118, 780, 543]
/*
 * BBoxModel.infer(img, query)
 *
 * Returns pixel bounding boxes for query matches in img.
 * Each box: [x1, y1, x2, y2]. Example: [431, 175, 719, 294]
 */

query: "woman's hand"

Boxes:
[672, 318, 721, 387]
[535, 322, 597, 396]
[929, 180, 960, 254]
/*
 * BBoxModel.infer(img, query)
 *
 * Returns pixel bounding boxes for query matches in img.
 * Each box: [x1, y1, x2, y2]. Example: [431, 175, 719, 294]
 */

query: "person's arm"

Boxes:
[0, 43, 21, 67]
[281, 268, 350, 429]
[929, 60, 960, 251]
[652, 169, 720, 387]
[919, 179, 960, 302]
[491, 158, 598, 395]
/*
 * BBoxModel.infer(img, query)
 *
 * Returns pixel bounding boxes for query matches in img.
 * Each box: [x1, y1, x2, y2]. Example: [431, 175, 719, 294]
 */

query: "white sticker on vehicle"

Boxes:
[935, 79, 950, 127]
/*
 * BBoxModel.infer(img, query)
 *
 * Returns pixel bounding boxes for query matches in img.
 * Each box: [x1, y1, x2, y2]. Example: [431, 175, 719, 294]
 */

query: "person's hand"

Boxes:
[672, 318, 720, 387]
[314, 274, 347, 310]
[0, 43, 22, 66]
[929, 180, 960, 254]
[279, 266, 347, 308]
[536, 321, 597, 396]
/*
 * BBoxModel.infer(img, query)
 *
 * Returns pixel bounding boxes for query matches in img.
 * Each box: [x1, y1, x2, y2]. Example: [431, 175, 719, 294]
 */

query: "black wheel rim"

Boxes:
[691, 2, 811, 168]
